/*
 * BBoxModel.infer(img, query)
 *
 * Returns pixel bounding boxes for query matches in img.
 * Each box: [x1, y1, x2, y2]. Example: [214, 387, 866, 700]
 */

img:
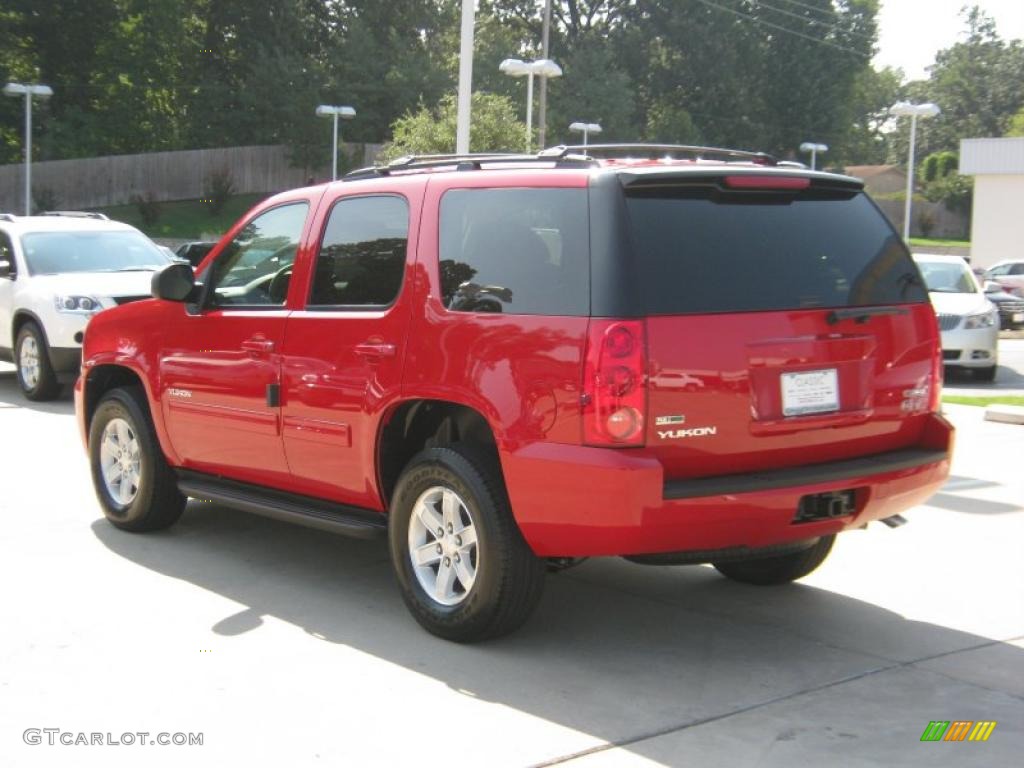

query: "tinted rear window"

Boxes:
[624, 188, 927, 315]
[439, 188, 589, 315]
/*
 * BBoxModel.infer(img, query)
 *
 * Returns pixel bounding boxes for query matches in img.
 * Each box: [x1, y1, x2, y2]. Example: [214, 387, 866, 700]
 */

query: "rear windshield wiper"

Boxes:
[827, 306, 910, 325]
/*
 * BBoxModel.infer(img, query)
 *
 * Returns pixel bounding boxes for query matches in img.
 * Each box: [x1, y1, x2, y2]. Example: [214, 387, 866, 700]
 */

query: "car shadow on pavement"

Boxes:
[0, 370, 74, 414]
[90, 502, 1024, 763]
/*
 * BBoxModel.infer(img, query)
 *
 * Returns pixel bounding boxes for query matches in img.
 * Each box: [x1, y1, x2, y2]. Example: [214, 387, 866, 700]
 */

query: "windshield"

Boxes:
[915, 260, 978, 294]
[21, 230, 170, 275]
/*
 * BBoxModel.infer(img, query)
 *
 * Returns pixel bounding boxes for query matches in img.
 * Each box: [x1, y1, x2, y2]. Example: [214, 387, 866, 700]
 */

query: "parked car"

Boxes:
[983, 260, 1024, 297]
[982, 282, 1024, 330]
[75, 145, 953, 641]
[0, 212, 173, 400]
[913, 254, 999, 381]
[174, 241, 216, 268]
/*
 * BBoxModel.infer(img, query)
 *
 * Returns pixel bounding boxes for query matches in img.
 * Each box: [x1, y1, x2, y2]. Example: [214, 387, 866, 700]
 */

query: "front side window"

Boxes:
[21, 230, 169, 275]
[208, 203, 308, 307]
[308, 195, 409, 307]
[438, 188, 590, 315]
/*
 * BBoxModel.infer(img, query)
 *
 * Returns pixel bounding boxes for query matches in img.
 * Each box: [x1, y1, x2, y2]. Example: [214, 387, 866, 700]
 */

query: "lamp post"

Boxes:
[455, 0, 475, 155]
[799, 141, 828, 171]
[569, 122, 602, 147]
[315, 104, 356, 181]
[499, 58, 563, 152]
[890, 101, 940, 240]
[3, 82, 54, 216]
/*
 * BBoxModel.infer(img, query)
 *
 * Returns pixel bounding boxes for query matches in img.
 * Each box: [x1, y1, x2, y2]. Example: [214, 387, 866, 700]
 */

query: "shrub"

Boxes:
[32, 187, 59, 213]
[204, 167, 235, 215]
[131, 191, 163, 227]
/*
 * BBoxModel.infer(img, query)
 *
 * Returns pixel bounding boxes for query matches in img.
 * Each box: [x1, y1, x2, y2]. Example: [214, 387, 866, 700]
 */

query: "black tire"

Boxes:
[713, 535, 835, 585]
[15, 321, 61, 401]
[974, 365, 997, 382]
[388, 444, 545, 642]
[89, 386, 185, 532]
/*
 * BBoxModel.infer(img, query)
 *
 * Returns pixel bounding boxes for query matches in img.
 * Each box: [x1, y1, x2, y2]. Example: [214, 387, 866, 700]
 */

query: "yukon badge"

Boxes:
[167, 388, 193, 399]
[658, 426, 718, 440]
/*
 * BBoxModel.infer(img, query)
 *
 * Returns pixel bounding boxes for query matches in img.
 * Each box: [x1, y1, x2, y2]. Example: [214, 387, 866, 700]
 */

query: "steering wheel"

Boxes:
[266, 263, 294, 304]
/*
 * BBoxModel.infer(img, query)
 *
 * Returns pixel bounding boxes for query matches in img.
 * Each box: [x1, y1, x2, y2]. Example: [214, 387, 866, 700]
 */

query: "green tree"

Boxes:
[835, 65, 903, 166]
[1007, 106, 1024, 137]
[888, 6, 1024, 161]
[380, 91, 527, 160]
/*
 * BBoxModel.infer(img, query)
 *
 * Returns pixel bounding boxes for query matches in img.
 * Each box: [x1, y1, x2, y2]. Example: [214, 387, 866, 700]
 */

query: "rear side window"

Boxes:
[309, 195, 408, 308]
[624, 188, 928, 315]
[439, 188, 589, 315]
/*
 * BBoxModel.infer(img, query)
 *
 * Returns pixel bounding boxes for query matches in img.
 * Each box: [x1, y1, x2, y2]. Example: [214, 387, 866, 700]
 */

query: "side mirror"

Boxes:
[0, 259, 10, 278]
[983, 280, 1001, 293]
[152, 262, 198, 302]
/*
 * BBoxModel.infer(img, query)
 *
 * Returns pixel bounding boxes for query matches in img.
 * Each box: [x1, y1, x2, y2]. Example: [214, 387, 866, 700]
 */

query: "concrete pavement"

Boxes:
[0, 368, 1021, 768]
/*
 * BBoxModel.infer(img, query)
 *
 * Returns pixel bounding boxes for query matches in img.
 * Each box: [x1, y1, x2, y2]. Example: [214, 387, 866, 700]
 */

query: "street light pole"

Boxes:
[799, 142, 828, 171]
[538, 0, 553, 149]
[569, 122, 602, 147]
[499, 59, 562, 153]
[455, 0, 476, 155]
[4, 82, 54, 216]
[890, 101, 940, 241]
[315, 104, 356, 181]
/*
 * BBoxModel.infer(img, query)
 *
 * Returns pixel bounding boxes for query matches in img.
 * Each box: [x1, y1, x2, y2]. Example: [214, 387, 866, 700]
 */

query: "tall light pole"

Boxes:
[890, 101, 940, 240]
[3, 82, 54, 216]
[537, 0, 553, 149]
[455, 0, 475, 155]
[569, 122, 602, 147]
[315, 104, 356, 181]
[799, 142, 828, 171]
[499, 58, 562, 153]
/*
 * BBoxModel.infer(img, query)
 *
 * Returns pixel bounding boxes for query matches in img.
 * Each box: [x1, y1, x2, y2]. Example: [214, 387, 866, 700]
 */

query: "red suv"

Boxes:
[75, 145, 953, 641]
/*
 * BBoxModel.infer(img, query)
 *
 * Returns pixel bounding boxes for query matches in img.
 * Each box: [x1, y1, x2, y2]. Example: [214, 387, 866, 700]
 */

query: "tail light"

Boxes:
[929, 341, 944, 412]
[582, 319, 647, 446]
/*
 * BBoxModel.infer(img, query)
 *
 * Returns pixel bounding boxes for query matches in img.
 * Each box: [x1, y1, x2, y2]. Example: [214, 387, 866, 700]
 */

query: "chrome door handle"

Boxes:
[354, 342, 397, 358]
[241, 337, 275, 353]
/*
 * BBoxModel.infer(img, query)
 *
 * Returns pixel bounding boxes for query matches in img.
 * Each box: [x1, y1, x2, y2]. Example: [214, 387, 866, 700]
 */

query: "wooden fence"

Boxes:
[0, 143, 382, 212]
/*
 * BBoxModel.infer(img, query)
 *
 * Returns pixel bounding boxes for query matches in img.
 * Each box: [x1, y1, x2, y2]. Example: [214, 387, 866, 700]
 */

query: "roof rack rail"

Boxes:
[39, 210, 110, 220]
[344, 151, 596, 180]
[0, 213, 17, 222]
[539, 143, 778, 166]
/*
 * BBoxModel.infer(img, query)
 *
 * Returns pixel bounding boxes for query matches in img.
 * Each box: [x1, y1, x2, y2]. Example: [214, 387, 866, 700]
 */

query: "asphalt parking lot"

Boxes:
[1, 354, 1022, 768]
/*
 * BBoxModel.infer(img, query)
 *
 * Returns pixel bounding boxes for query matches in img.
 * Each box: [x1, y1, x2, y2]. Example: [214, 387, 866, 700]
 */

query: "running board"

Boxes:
[176, 471, 387, 539]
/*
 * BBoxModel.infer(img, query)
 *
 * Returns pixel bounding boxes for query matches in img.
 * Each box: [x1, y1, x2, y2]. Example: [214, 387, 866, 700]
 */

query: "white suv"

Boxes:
[0, 213, 172, 400]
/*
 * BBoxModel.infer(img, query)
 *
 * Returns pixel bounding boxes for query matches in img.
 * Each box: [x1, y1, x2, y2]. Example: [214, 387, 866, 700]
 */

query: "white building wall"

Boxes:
[961, 137, 1024, 268]
[969, 175, 1024, 268]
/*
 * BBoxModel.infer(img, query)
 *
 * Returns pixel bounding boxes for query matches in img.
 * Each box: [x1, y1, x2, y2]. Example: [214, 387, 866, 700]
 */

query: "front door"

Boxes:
[281, 192, 417, 509]
[159, 202, 311, 487]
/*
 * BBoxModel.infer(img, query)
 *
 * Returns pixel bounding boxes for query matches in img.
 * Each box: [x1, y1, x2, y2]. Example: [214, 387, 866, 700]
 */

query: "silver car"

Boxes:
[913, 254, 999, 382]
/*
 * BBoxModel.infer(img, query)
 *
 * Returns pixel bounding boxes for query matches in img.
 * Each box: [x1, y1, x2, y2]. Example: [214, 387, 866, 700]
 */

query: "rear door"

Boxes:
[279, 189, 421, 510]
[620, 173, 937, 480]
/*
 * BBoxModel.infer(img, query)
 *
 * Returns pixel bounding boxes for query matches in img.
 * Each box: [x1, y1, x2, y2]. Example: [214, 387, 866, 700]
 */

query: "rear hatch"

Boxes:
[616, 170, 937, 480]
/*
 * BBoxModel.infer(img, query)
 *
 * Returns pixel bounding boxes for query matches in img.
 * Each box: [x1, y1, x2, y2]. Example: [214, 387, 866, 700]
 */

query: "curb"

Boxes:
[984, 405, 1024, 424]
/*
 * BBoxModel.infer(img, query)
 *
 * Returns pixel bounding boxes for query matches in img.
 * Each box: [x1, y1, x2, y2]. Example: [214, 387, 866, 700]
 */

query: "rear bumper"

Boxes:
[501, 413, 954, 557]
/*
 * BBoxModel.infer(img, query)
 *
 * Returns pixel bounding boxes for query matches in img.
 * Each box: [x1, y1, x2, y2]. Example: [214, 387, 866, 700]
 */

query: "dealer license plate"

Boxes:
[781, 368, 839, 417]
[1013, 312, 1023, 323]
